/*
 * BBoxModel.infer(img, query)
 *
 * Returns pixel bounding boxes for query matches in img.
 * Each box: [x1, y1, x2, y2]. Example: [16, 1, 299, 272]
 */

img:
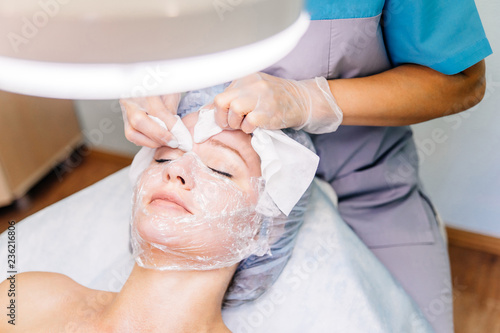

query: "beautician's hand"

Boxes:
[213, 72, 343, 134]
[120, 94, 181, 148]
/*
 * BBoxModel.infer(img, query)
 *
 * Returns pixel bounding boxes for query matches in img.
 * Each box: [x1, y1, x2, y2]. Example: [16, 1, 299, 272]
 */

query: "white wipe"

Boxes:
[149, 115, 193, 152]
[169, 116, 193, 152]
[251, 128, 319, 216]
[193, 109, 223, 143]
[193, 110, 319, 216]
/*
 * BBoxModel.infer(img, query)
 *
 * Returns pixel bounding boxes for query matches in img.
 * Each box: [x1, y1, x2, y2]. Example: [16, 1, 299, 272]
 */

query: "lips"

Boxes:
[149, 191, 193, 214]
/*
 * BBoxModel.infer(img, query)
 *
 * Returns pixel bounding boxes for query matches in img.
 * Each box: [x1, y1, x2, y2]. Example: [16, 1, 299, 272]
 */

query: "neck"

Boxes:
[101, 263, 235, 332]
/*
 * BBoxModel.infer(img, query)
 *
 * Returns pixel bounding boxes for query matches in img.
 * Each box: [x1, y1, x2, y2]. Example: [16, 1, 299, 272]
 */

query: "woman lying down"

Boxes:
[0, 110, 318, 332]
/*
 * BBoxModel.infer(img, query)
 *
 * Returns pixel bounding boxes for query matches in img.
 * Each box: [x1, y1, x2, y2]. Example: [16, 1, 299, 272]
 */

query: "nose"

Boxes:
[162, 158, 194, 190]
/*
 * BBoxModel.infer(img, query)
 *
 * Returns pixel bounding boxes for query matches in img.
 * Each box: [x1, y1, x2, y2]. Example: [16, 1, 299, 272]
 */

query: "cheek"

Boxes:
[180, 207, 261, 261]
[190, 179, 261, 257]
[132, 166, 170, 241]
[132, 166, 162, 209]
[189, 174, 262, 251]
[192, 173, 257, 215]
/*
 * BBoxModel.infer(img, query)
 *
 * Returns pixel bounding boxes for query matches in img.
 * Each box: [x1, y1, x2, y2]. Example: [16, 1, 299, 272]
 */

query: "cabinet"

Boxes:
[0, 91, 83, 206]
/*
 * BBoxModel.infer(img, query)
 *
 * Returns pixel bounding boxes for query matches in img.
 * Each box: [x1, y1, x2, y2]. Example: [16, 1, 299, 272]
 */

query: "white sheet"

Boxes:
[0, 168, 432, 332]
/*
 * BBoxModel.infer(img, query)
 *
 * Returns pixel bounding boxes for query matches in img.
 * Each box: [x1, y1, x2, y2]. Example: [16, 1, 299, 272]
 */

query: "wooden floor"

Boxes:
[0, 149, 498, 332]
[450, 245, 500, 333]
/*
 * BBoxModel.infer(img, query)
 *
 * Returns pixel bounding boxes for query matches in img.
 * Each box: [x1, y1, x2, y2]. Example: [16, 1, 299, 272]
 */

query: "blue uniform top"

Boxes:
[306, 0, 492, 74]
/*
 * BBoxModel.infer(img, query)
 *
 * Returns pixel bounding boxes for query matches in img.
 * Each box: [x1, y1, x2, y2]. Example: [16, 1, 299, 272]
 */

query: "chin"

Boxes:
[133, 217, 242, 261]
[133, 214, 185, 247]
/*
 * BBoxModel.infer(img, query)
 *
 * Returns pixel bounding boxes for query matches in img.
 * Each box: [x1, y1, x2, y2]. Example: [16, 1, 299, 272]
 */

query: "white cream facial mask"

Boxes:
[131, 152, 269, 270]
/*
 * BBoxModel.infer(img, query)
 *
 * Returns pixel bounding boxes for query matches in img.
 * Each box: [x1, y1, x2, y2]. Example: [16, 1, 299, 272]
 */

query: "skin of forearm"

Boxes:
[331, 60, 486, 126]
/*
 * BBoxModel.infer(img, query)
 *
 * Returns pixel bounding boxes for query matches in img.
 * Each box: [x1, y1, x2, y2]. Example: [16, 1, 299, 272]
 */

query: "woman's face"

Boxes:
[132, 112, 265, 270]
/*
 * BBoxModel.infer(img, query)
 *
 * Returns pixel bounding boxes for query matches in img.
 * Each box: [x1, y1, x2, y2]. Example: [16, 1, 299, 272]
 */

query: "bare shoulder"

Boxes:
[0, 272, 94, 332]
[6, 271, 85, 303]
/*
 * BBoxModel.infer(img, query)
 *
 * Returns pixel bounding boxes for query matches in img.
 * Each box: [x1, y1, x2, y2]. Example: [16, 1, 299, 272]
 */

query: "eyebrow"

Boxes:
[207, 138, 248, 167]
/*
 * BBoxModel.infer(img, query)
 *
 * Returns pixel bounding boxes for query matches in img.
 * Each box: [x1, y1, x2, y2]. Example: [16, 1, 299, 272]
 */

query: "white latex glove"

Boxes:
[213, 73, 343, 134]
[120, 94, 181, 148]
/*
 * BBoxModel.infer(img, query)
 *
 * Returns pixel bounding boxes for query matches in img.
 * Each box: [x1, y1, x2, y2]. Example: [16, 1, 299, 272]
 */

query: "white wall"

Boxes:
[75, 0, 500, 236]
[411, 0, 500, 237]
[74, 99, 140, 157]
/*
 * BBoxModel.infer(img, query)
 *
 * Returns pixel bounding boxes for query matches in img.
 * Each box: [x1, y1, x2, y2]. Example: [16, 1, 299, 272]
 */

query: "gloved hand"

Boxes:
[120, 94, 181, 148]
[213, 72, 343, 134]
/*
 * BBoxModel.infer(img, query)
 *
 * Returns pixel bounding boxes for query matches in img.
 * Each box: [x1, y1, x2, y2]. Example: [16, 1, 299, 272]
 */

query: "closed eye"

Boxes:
[209, 167, 233, 178]
[155, 159, 172, 163]
[155, 158, 232, 178]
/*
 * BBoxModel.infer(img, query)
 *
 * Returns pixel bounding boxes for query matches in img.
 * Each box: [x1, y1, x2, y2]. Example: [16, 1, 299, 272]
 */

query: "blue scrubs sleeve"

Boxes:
[382, 0, 492, 74]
